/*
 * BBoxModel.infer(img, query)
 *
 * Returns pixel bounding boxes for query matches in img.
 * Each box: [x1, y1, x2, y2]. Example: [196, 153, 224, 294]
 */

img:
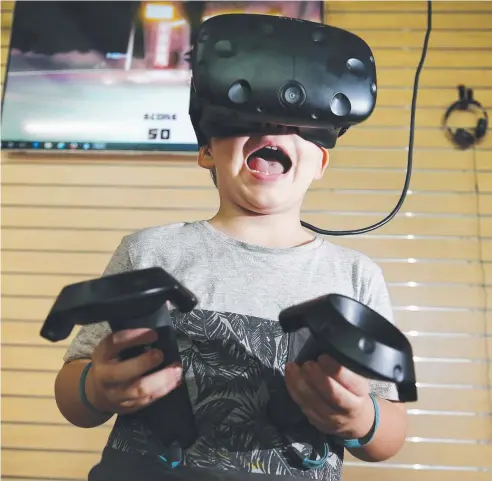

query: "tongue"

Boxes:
[248, 157, 284, 175]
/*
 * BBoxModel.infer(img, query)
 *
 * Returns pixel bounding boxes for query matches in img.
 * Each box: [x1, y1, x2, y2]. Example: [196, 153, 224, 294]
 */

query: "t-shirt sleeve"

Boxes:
[63, 236, 133, 363]
[363, 267, 401, 402]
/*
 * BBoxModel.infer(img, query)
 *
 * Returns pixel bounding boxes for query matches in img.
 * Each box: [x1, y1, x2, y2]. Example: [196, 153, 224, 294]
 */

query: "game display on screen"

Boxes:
[1, 1, 323, 154]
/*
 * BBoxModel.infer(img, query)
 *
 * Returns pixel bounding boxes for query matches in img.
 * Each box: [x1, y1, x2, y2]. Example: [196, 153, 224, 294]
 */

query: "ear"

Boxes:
[313, 147, 329, 180]
[197, 145, 215, 170]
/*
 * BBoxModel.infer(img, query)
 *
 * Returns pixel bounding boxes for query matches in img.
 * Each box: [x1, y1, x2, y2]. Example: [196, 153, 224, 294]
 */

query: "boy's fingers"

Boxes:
[97, 348, 164, 386]
[94, 328, 158, 363]
[117, 364, 183, 405]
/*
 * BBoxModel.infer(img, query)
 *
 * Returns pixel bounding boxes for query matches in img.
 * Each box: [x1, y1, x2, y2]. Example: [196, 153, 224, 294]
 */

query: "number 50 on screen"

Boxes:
[148, 129, 171, 140]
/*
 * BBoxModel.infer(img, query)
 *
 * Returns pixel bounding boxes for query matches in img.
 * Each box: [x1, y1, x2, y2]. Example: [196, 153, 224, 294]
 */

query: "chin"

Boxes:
[243, 194, 295, 215]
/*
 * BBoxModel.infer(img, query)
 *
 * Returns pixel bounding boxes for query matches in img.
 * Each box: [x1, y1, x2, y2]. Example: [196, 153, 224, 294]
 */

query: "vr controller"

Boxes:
[40, 268, 417, 452]
[267, 294, 417, 430]
[189, 13, 377, 150]
[40, 267, 199, 450]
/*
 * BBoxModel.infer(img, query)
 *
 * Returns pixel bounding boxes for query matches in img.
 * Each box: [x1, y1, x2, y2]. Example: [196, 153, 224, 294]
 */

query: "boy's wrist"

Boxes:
[83, 363, 112, 415]
[342, 393, 377, 441]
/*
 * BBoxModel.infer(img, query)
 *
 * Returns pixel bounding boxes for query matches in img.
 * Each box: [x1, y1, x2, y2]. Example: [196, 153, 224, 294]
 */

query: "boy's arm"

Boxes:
[55, 357, 114, 428]
[55, 237, 131, 427]
[55, 317, 114, 427]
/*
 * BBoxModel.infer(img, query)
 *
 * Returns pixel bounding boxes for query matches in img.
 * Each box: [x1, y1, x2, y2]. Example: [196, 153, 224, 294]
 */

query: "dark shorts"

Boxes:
[89, 448, 309, 481]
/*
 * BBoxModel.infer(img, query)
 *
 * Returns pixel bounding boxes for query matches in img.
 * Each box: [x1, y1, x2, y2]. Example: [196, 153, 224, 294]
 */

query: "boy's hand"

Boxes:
[85, 328, 183, 415]
[284, 354, 375, 440]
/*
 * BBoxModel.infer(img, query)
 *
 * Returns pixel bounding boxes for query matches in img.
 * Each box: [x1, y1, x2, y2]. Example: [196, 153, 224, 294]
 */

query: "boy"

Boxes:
[55, 133, 408, 480]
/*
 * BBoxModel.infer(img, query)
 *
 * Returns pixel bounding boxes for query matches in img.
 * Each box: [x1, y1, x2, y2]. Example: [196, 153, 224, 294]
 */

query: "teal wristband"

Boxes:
[343, 393, 380, 449]
[79, 362, 104, 414]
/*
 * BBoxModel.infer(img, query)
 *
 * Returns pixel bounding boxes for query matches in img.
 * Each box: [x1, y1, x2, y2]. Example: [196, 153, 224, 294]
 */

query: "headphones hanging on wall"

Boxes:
[442, 85, 488, 150]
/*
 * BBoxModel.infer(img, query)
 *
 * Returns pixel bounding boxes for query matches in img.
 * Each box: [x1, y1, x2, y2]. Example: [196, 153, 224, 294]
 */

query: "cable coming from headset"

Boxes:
[302, 0, 433, 236]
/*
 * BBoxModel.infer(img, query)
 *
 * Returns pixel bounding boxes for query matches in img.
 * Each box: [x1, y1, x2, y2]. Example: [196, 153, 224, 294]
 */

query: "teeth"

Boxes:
[252, 169, 270, 175]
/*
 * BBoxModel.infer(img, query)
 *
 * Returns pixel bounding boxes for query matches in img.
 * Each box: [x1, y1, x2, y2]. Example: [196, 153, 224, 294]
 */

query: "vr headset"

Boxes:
[188, 13, 377, 150]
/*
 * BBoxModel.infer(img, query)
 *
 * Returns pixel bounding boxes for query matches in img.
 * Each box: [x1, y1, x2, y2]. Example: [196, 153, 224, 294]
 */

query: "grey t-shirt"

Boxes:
[64, 220, 399, 480]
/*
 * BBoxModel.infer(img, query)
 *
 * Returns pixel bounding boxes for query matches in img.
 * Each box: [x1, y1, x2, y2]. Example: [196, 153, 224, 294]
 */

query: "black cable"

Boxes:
[301, 0, 433, 236]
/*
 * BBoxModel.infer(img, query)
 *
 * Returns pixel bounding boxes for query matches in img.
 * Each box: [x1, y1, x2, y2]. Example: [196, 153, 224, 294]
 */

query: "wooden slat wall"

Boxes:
[1, 1, 491, 480]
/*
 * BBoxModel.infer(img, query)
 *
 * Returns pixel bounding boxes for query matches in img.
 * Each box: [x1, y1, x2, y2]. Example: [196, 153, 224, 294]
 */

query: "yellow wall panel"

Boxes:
[328, 1, 491, 12]
[380, 86, 492, 107]
[2, 451, 103, 479]
[345, 471, 492, 481]
[327, 11, 492, 30]
[358, 29, 492, 48]
[378, 69, 492, 89]
[395, 310, 488, 335]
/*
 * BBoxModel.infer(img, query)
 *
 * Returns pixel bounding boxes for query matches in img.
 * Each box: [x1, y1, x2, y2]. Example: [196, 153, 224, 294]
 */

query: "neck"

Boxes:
[208, 204, 316, 248]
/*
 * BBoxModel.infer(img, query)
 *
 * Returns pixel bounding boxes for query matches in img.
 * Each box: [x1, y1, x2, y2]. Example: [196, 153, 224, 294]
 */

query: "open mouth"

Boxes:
[246, 146, 293, 176]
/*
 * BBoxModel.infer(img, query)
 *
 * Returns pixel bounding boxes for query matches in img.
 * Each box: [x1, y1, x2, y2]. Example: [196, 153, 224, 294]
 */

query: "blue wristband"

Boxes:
[343, 393, 380, 449]
[79, 361, 105, 414]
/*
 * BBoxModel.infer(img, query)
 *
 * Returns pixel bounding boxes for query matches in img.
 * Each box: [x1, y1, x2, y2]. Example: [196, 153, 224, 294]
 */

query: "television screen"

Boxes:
[1, 1, 323, 155]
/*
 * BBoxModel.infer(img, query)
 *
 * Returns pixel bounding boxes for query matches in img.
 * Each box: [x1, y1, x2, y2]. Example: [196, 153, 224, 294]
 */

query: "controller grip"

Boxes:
[138, 325, 198, 449]
[267, 336, 319, 429]
[110, 305, 198, 449]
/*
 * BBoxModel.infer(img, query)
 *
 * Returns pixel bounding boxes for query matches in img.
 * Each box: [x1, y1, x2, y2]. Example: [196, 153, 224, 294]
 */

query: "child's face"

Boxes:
[198, 134, 328, 216]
